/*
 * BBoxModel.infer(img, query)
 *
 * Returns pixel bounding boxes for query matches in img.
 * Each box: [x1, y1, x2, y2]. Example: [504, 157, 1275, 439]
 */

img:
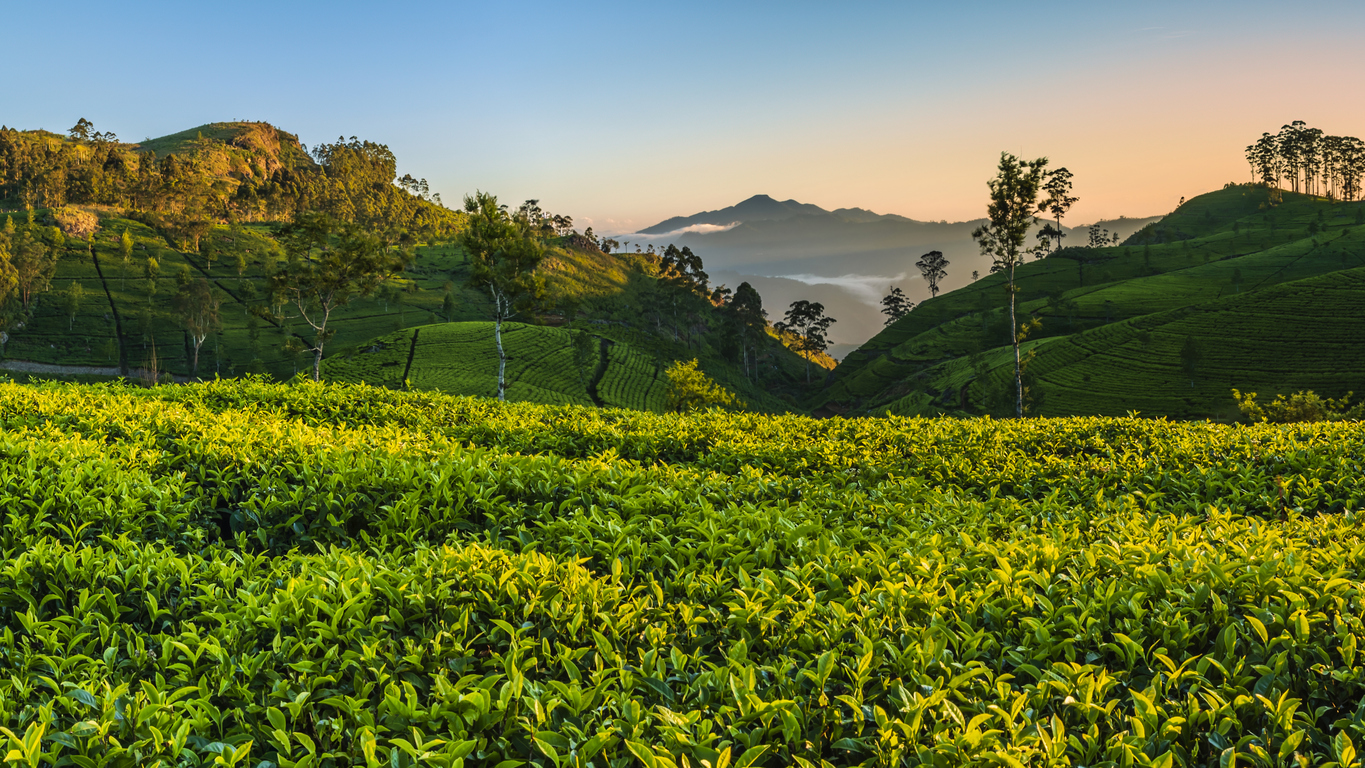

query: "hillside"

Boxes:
[0, 121, 822, 411]
[822, 184, 1365, 419]
[4, 379, 1365, 765]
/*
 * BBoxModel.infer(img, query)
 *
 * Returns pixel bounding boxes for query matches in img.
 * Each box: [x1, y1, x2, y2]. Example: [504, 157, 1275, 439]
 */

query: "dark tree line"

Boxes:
[1246, 121, 1365, 201]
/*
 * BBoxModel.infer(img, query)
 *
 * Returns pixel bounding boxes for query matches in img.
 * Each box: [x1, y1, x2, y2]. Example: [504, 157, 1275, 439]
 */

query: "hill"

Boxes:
[822, 184, 1365, 419]
[0, 121, 823, 411]
[4, 378, 1365, 765]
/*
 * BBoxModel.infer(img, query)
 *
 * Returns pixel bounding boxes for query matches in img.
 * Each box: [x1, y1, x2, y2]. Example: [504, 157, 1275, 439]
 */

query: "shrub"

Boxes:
[663, 358, 743, 412]
[1233, 388, 1364, 423]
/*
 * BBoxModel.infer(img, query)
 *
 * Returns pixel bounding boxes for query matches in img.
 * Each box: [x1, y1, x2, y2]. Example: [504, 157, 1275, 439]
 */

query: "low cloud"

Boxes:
[627, 221, 742, 240]
[777, 272, 909, 306]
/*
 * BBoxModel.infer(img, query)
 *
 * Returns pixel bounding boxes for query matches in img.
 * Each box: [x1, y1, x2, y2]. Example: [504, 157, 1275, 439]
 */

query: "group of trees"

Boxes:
[0, 121, 463, 245]
[1245, 121, 1365, 201]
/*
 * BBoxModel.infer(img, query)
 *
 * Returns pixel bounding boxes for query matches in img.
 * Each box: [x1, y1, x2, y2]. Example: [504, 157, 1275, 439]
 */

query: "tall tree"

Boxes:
[776, 300, 835, 384]
[272, 211, 407, 381]
[725, 281, 767, 379]
[915, 250, 949, 298]
[173, 278, 222, 378]
[458, 191, 547, 401]
[119, 229, 134, 289]
[658, 244, 710, 345]
[11, 229, 58, 311]
[61, 281, 83, 330]
[880, 286, 913, 325]
[1040, 167, 1077, 252]
[971, 152, 1049, 418]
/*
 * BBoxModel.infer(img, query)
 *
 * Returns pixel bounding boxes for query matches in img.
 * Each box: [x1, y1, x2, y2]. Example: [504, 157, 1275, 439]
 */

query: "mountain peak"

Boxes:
[638, 195, 830, 235]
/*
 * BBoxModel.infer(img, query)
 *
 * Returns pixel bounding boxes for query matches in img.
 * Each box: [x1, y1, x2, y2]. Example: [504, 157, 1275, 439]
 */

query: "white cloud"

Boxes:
[777, 272, 909, 306]
[627, 221, 742, 240]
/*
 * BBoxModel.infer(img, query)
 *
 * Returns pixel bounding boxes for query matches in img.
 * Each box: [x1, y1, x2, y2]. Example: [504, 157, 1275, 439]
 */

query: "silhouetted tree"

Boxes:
[776, 300, 835, 383]
[1040, 167, 1077, 252]
[915, 250, 949, 298]
[880, 286, 913, 325]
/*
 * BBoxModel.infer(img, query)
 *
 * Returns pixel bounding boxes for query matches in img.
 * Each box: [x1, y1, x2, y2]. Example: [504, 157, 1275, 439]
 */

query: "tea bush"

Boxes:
[2, 379, 1365, 767]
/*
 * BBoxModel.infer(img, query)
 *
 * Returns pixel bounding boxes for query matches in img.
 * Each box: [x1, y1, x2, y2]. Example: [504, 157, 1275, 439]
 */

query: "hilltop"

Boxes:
[820, 184, 1365, 419]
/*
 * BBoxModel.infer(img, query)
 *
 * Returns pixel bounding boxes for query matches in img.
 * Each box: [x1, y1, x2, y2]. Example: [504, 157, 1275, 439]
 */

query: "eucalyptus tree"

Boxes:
[972, 152, 1049, 419]
[459, 191, 547, 400]
[776, 300, 835, 384]
[880, 286, 913, 325]
[173, 278, 222, 378]
[915, 250, 949, 298]
[725, 281, 766, 378]
[272, 211, 408, 381]
[1040, 167, 1077, 252]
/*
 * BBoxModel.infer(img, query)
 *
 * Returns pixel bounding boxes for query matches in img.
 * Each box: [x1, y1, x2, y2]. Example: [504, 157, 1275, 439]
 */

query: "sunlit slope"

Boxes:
[321, 322, 670, 410]
[824, 185, 1365, 417]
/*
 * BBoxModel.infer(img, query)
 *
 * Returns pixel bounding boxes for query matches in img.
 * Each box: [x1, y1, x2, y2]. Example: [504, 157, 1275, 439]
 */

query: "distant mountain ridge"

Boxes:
[638, 194, 912, 234]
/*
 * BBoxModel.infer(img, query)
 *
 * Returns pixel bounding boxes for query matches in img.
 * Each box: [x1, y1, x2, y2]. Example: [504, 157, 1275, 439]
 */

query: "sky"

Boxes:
[6, 0, 1365, 235]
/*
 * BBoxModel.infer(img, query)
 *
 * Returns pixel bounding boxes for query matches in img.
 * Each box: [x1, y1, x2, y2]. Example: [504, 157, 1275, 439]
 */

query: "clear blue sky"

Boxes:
[7, 0, 1364, 233]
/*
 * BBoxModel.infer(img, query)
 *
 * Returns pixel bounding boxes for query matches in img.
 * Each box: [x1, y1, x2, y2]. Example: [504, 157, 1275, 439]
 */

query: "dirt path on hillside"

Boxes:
[0, 360, 190, 383]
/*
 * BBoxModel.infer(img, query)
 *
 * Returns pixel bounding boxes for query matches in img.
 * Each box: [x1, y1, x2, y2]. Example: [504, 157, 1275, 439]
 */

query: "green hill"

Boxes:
[0, 121, 820, 411]
[823, 184, 1365, 419]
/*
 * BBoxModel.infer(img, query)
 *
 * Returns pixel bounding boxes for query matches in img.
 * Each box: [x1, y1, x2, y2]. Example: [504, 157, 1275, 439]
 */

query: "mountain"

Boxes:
[635, 196, 1158, 355]
[638, 194, 836, 234]
[818, 185, 1365, 420]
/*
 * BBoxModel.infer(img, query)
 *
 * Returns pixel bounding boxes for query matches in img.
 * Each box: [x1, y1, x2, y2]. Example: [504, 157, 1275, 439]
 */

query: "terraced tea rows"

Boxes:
[1, 379, 1364, 767]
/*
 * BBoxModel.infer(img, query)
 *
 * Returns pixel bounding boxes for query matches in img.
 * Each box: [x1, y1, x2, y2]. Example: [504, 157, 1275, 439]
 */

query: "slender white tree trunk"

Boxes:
[494, 291, 508, 401]
[1009, 261, 1023, 418]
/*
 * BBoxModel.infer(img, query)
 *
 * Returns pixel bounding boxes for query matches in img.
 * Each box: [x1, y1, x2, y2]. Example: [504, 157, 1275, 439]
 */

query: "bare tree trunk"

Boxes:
[495, 314, 506, 401]
[1009, 263, 1023, 418]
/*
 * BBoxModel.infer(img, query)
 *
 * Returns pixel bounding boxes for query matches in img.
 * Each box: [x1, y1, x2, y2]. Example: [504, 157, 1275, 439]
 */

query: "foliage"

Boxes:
[272, 211, 408, 380]
[459, 192, 547, 401]
[1234, 388, 1365, 423]
[914, 250, 949, 298]
[663, 358, 743, 412]
[880, 285, 912, 325]
[775, 300, 836, 383]
[1, 380, 1365, 766]
[51, 206, 99, 240]
[972, 152, 1050, 418]
[173, 277, 222, 378]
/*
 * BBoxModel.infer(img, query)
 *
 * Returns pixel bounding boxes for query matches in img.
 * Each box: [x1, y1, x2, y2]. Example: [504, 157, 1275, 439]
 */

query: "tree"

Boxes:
[62, 282, 83, 330]
[971, 152, 1049, 418]
[658, 244, 710, 345]
[664, 359, 742, 413]
[1040, 167, 1077, 252]
[724, 281, 767, 379]
[880, 286, 913, 325]
[458, 192, 546, 401]
[11, 230, 58, 311]
[272, 211, 408, 381]
[119, 229, 134, 288]
[776, 300, 835, 383]
[1180, 335, 1203, 388]
[915, 250, 949, 298]
[143, 255, 160, 304]
[173, 278, 222, 378]
[68, 118, 94, 142]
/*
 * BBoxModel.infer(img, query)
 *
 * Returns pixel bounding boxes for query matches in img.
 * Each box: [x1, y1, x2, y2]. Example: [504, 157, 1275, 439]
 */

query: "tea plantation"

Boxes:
[2, 378, 1364, 767]
[825, 186, 1365, 420]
